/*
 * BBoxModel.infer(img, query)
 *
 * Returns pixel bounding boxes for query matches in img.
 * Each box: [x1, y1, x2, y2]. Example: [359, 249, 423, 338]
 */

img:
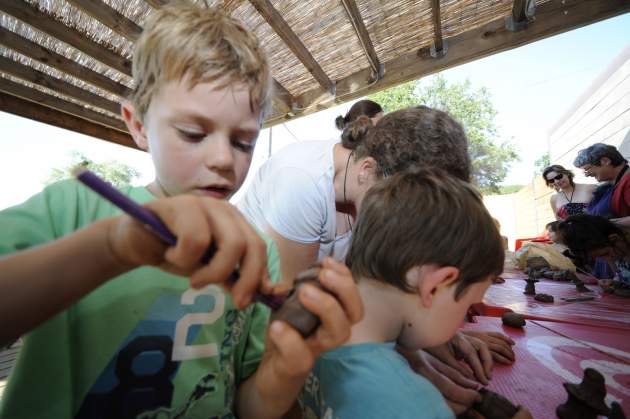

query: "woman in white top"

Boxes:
[543, 164, 595, 220]
[238, 103, 470, 284]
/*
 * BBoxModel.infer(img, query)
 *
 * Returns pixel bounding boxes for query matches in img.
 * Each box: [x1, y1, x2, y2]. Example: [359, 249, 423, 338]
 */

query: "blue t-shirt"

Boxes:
[300, 342, 454, 419]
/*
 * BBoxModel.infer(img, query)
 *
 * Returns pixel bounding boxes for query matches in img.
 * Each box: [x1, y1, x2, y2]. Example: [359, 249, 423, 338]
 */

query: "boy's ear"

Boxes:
[411, 265, 460, 308]
[600, 157, 611, 167]
[121, 101, 149, 151]
[358, 157, 378, 184]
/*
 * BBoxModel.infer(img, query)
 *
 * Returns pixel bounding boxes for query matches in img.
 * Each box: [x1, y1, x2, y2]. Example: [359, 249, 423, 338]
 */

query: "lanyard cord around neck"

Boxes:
[561, 187, 574, 204]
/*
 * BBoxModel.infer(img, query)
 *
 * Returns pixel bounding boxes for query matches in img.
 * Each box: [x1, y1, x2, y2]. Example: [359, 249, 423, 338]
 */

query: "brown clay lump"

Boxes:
[534, 293, 554, 303]
[270, 265, 325, 338]
[501, 312, 525, 328]
[473, 388, 519, 419]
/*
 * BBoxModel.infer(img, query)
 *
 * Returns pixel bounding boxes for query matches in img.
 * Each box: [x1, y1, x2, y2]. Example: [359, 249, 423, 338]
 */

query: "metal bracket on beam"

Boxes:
[430, 39, 448, 58]
[369, 63, 385, 83]
[506, 0, 536, 32]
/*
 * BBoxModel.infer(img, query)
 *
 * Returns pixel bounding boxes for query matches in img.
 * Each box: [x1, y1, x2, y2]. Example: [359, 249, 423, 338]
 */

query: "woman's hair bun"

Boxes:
[335, 115, 347, 130]
[341, 115, 372, 150]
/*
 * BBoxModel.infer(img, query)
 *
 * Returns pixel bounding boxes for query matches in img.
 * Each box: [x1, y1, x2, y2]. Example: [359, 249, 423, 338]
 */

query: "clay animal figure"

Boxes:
[501, 312, 526, 328]
[523, 279, 536, 295]
[534, 293, 554, 303]
[270, 265, 326, 337]
[473, 388, 519, 419]
[556, 368, 611, 419]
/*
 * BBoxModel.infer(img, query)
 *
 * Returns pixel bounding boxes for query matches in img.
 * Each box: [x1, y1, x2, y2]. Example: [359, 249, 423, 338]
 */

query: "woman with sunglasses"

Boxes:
[542, 164, 596, 220]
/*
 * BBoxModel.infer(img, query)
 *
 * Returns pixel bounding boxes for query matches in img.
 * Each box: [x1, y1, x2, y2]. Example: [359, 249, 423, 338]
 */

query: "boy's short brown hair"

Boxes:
[346, 168, 504, 299]
[131, 2, 271, 120]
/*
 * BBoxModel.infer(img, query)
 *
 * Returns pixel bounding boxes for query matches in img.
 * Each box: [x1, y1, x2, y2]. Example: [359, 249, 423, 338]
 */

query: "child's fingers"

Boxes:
[492, 352, 514, 365]
[268, 321, 315, 378]
[427, 353, 480, 390]
[486, 332, 515, 346]
[226, 211, 268, 308]
[319, 258, 363, 324]
[298, 284, 351, 351]
[489, 341, 515, 362]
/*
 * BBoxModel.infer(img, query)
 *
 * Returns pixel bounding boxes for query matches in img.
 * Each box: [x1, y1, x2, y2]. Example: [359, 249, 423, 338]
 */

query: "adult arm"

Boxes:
[550, 194, 561, 221]
[267, 226, 320, 285]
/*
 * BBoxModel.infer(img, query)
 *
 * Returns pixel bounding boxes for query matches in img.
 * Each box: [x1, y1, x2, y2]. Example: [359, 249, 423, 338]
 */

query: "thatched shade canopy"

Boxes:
[1, 0, 628, 148]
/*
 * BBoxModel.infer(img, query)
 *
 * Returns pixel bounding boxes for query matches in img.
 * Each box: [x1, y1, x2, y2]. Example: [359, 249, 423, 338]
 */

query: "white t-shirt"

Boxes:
[237, 140, 351, 262]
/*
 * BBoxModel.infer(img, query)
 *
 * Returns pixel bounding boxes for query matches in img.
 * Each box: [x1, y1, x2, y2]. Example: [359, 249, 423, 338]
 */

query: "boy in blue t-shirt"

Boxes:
[300, 165, 531, 419]
[0, 4, 362, 418]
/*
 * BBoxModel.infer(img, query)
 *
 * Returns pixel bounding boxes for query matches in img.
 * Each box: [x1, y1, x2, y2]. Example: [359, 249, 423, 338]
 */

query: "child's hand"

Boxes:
[398, 348, 481, 415]
[462, 330, 516, 365]
[246, 257, 363, 416]
[425, 331, 493, 385]
[107, 195, 268, 308]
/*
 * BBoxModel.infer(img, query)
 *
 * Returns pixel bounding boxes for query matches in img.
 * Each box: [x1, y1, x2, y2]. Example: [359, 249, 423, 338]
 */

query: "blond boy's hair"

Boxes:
[131, 2, 271, 119]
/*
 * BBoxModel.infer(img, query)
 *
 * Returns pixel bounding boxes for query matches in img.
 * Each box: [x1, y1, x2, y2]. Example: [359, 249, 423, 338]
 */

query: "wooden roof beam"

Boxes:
[340, 0, 381, 77]
[0, 77, 127, 132]
[0, 55, 120, 115]
[248, 0, 335, 94]
[430, 0, 446, 57]
[0, 27, 132, 98]
[0, 92, 135, 148]
[65, 0, 143, 41]
[0, 0, 131, 75]
[269, 0, 630, 126]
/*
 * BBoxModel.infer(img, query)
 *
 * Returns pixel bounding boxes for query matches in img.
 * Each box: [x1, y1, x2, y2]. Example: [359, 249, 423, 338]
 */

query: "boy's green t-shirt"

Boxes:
[0, 180, 280, 419]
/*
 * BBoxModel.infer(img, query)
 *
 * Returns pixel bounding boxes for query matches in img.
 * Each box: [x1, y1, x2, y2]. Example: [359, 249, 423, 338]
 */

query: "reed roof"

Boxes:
[1, 0, 628, 148]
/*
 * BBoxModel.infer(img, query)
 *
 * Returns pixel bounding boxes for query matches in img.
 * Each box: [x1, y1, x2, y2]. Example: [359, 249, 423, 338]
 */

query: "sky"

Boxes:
[1, 13, 630, 210]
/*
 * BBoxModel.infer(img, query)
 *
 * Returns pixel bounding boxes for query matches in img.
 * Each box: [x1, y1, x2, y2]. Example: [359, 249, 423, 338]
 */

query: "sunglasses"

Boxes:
[546, 173, 564, 183]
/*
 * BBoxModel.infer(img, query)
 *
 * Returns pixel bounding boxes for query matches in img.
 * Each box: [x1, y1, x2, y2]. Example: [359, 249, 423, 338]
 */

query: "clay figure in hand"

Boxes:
[270, 264, 328, 337]
[556, 368, 610, 419]
[501, 312, 525, 328]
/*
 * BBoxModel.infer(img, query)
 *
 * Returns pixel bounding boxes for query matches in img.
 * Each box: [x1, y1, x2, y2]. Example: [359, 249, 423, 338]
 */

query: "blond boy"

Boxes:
[0, 4, 361, 418]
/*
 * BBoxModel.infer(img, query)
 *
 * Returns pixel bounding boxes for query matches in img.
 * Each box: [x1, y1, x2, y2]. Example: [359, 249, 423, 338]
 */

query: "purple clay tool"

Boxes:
[74, 168, 283, 310]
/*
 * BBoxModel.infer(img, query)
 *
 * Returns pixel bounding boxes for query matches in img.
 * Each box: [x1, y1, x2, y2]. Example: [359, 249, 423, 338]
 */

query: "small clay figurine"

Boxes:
[609, 402, 627, 419]
[270, 265, 325, 337]
[501, 312, 525, 328]
[534, 293, 554, 303]
[524, 278, 537, 295]
[573, 277, 591, 292]
[556, 368, 611, 419]
[473, 388, 519, 419]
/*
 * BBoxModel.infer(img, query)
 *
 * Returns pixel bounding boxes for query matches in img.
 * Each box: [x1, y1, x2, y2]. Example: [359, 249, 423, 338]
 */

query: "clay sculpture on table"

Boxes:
[523, 277, 537, 295]
[534, 293, 554, 303]
[473, 388, 519, 419]
[556, 368, 611, 419]
[270, 265, 325, 337]
[572, 277, 591, 292]
[501, 312, 526, 328]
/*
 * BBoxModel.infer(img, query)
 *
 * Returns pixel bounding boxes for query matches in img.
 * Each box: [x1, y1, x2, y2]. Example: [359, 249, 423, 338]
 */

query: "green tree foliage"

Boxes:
[369, 75, 519, 194]
[45, 151, 140, 188]
[534, 152, 551, 175]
